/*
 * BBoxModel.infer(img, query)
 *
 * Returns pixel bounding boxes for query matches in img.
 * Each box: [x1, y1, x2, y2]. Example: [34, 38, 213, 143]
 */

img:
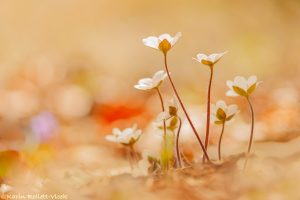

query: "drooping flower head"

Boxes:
[142, 32, 182, 55]
[226, 76, 262, 97]
[134, 70, 168, 90]
[211, 100, 239, 124]
[156, 97, 178, 121]
[193, 52, 227, 67]
[106, 124, 142, 146]
[155, 97, 179, 131]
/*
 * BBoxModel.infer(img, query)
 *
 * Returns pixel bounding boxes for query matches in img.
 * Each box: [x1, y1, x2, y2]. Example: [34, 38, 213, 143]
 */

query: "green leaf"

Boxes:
[232, 86, 248, 97]
[214, 120, 224, 125]
[247, 83, 256, 94]
[226, 114, 235, 121]
[216, 108, 226, 121]
[168, 117, 178, 131]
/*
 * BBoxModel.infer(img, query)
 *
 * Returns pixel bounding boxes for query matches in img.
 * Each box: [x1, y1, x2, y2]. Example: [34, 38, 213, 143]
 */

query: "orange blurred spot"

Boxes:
[92, 103, 146, 123]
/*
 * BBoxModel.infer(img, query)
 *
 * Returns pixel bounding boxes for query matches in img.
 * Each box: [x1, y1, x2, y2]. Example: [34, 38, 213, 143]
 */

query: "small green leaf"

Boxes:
[214, 120, 224, 125]
[168, 117, 178, 131]
[216, 108, 226, 121]
[226, 114, 235, 121]
[232, 86, 248, 97]
[247, 83, 256, 94]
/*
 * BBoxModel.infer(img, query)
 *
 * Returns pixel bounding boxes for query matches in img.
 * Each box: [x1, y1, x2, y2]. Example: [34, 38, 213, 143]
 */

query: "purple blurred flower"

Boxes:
[30, 112, 58, 142]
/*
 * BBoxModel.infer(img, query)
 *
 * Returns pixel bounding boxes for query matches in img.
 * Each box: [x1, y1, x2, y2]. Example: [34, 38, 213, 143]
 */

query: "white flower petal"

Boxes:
[216, 100, 227, 111]
[152, 70, 167, 86]
[208, 51, 227, 63]
[138, 78, 153, 86]
[226, 90, 239, 97]
[227, 105, 239, 116]
[234, 76, 248, 91]
[158, 33, 172, 42]
[210, 103, 217, 114]
[226, 80, 234, 89]
[112, 128, 122, 136]
[134, 85, 152, 90]
[247, 75, 257, 88]
[170, 32, 182, 46]
[142, 36, 159, 49]
[195, 53, 208, 62]
[169, 96, 178, 108]
[106, 135, 118, 142]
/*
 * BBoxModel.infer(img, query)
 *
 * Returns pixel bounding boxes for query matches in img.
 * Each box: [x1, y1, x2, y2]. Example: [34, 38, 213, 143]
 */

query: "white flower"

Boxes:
[134, 150, 160, 176]
[193, 51, 227, 66]
[226, 75, 262, 97]
[211, 100, 239, 124]
[156, 97, 178, 121]
[134, 70, 168, 90]
[0, 184, 12, 194]
[142, 32, 182, 54]
[106, 124, 142, 145]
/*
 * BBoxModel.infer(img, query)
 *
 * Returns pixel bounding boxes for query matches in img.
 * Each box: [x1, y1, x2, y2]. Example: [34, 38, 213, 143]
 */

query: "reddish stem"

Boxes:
[203, 66, 214, 162]
[163, 54, 210, 161]
[244, 96, 255, 170]
[246, 96, 255, 154]
[176, 116, 182, 168]
[218, 122, 225, 161]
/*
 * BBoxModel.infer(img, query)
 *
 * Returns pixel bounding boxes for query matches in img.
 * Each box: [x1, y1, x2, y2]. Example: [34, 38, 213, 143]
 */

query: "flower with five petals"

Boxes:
[193, 52, 227, 67]
[226, 75, 262, 97]
[134, 70, 168, 90]
[106, 124, 142, 146]
[210, 100, 239, 124]
[142, 32, 182, 54]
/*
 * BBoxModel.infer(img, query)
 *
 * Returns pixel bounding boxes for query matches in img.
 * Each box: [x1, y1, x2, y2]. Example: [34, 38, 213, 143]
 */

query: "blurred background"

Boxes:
[0, 0, 299, 199]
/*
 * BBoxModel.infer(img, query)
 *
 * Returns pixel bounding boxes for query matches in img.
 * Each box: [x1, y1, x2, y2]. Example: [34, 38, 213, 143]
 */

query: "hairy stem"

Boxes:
[156, 88, 169, 170]
[218, 122, 226, 161]
[203, 66, 214, 162]
[163, 54, 210, 161]
[176, 116, 182, 168]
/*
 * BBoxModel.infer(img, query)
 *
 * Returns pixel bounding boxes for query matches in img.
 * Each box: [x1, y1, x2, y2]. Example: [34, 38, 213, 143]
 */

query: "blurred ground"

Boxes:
[0, 0, 299, 199]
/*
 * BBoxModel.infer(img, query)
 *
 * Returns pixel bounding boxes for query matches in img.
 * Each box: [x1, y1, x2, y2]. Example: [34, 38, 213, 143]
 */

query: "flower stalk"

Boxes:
[203, 65, 214, 162]
[246, 96, 255, 154]
[176, 116, 182, 168]
[163, 53, 210, 162]
[218, 122, 225, 161]
[210, 100, 239, 161]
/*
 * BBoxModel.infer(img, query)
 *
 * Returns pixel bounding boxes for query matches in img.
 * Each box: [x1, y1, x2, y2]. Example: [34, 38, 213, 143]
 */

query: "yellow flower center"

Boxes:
[159, 39, 171, 54]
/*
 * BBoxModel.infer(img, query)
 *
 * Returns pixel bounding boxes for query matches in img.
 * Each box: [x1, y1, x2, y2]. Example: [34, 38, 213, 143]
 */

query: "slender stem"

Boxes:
[129, 145, 138, 164]
[244, 96, 255, 170]
[246, 96, 255, 154]
[156, 88, 169, 170]
[218, 122, 226, 161]
[176, 116, 182, 168]
[180, 150, 193, 167]
[163, 54, 210, 161]
[203, 65, 214, 162]
[127, 146, 134, 169]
